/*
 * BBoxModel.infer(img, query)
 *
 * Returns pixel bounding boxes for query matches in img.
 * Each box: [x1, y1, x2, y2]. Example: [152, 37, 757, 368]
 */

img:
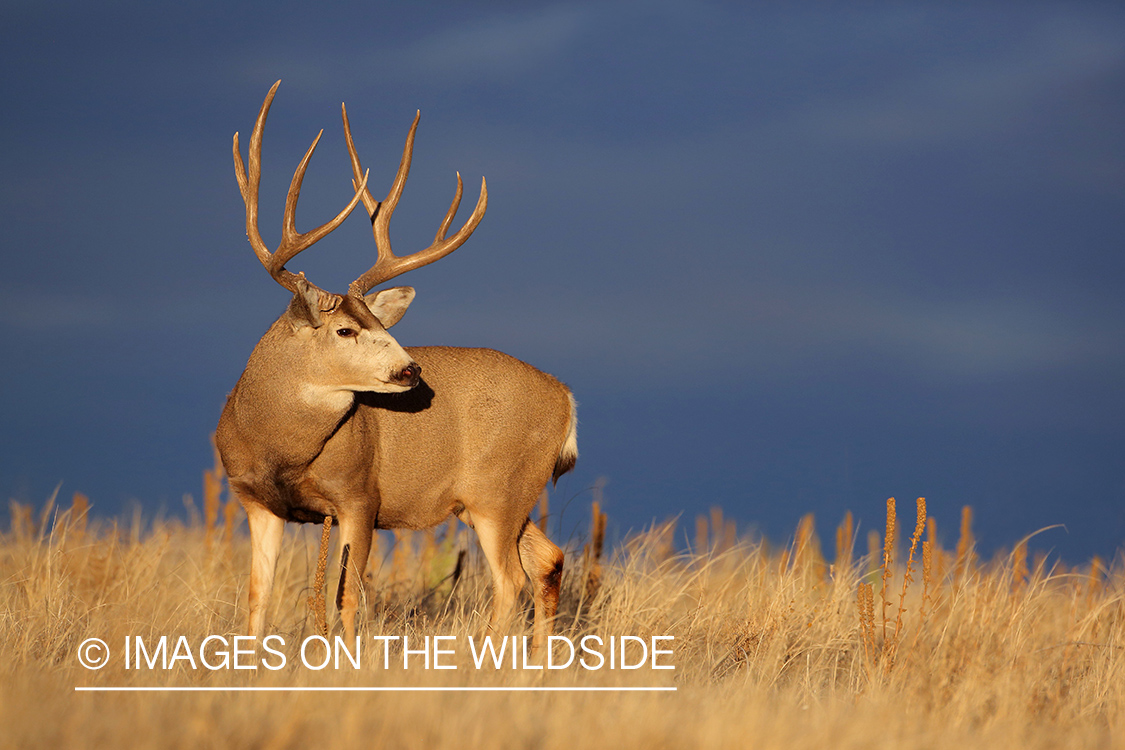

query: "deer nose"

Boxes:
[395, 362, 421, 388]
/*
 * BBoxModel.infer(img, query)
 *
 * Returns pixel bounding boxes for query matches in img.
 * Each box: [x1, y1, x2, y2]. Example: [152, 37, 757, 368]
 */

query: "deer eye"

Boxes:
[336, 328, 357, 338]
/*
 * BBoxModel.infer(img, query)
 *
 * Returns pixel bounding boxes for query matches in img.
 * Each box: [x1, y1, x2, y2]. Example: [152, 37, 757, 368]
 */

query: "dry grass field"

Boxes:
[2, 478, 1123, 749]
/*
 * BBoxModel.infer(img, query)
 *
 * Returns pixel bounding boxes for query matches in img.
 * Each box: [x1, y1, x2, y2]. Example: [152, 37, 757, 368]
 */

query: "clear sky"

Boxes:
[2, 2, 1123, 563]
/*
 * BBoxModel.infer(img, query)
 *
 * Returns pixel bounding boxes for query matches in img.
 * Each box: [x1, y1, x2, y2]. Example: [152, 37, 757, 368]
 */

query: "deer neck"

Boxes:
[230, 322, 357, 473]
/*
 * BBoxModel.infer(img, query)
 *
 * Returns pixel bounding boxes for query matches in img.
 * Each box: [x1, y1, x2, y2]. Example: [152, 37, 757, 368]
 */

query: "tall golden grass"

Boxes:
[1, 486, 1122, 749]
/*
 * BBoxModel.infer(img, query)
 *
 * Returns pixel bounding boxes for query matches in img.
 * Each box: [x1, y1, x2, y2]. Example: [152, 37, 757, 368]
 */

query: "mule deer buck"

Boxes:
[216, 82, 576, 651]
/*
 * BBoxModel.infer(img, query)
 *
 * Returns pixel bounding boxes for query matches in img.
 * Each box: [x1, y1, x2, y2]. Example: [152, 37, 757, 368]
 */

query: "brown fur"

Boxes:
[218, 311, 576, 650]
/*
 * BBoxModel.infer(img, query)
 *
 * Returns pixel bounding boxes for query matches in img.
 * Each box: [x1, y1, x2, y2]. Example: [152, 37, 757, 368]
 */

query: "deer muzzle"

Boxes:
[392, 362, 422, 388]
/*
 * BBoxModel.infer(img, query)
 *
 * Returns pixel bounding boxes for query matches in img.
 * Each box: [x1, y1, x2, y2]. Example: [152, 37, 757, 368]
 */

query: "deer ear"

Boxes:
[288, 276, 325, 329]
[364, 286, 415, 328]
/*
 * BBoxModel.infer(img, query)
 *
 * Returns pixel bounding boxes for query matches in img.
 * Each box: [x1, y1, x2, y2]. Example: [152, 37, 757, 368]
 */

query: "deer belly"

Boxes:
[374, 490, 458, 531]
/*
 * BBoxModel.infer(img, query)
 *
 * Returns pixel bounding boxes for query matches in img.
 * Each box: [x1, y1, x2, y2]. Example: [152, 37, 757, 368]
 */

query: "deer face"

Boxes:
[290, 285, 420, 396]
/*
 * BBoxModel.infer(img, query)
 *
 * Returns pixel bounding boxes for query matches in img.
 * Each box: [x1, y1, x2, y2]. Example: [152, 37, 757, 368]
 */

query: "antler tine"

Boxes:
[341, 101, 385, 222]
[233, 81, 281, 276]
[341, 104, 488, 298]
[271, 130, 370, 277]
[233, 81, 370, 294]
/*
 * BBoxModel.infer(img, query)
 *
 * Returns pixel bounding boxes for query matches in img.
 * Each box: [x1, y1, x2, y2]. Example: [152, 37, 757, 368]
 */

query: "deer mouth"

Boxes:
[388, 362, 422, 389]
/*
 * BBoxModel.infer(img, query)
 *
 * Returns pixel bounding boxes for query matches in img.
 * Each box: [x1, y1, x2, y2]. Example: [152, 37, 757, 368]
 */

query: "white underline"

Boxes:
[75, 686, 676, 693]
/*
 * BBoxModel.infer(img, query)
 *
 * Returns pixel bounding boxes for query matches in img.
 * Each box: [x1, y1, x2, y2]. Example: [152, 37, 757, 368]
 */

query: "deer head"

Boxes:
[230, 81, 487, 397]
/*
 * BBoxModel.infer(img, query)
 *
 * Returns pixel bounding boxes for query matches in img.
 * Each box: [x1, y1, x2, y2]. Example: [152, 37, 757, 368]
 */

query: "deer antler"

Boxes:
[341, 103, 487, 297]
[233, 81, 370, 295]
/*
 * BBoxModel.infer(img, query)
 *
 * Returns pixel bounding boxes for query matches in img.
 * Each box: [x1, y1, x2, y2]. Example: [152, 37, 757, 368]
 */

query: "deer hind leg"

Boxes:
[518, 520, 565, 654]
[473, 515, 526, 637]
[243, 501, 285, 638]
[334, 511, 375, 641]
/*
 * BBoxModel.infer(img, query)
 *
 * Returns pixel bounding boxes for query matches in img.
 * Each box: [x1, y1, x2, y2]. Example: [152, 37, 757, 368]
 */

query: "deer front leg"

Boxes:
[243, 501, 285, 638]
[334, 511, 376, 641]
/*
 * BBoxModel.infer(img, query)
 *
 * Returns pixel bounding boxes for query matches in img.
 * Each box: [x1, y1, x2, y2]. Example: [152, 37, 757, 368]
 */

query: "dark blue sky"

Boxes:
[2, 2, 1123, 562]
